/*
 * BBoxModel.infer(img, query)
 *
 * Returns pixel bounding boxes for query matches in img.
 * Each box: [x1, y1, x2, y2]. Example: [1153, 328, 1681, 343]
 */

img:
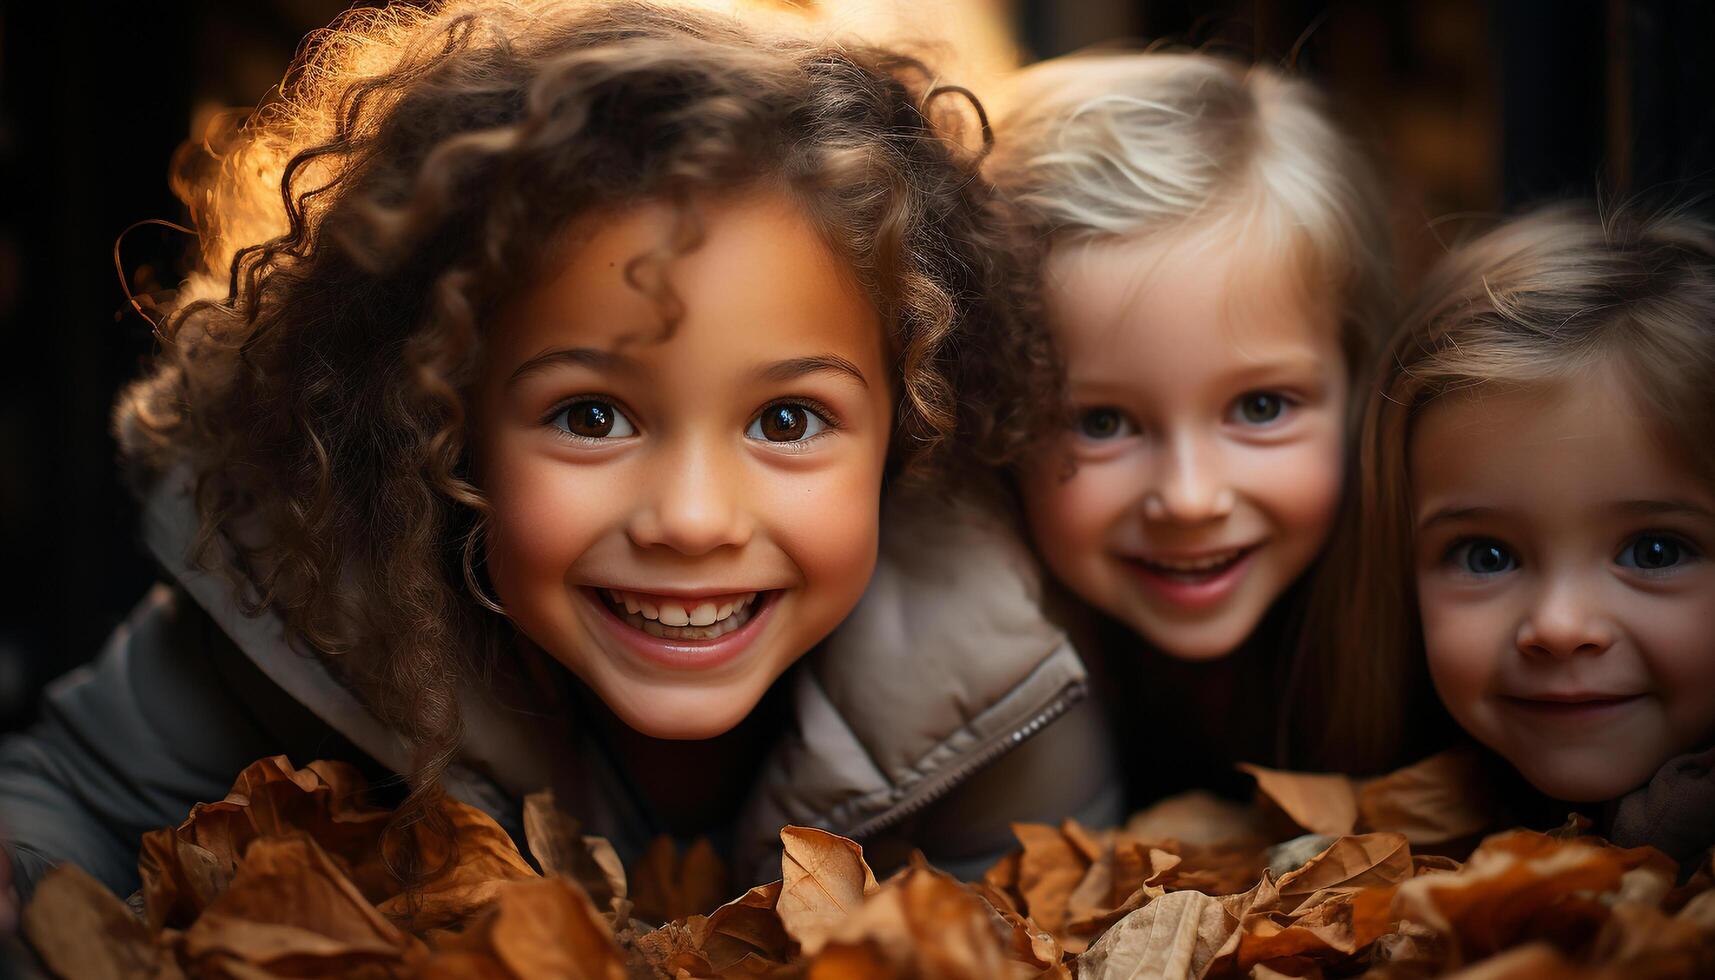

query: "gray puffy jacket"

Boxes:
[0, 477, 1119, 899]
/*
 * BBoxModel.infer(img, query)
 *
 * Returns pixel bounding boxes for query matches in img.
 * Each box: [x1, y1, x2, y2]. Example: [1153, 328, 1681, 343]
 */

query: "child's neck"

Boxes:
[579, 675, 793, 839]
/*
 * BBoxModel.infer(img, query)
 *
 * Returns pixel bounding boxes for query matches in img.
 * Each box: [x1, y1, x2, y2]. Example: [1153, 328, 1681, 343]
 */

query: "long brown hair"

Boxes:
[1292, 203, 1715, 773]
[114, 0, 1053, 853]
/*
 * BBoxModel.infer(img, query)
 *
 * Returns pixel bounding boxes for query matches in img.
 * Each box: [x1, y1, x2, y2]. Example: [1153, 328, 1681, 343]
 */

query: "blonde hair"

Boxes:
[987, 51, 1394, 373]
[1297, 203, 1715, 773]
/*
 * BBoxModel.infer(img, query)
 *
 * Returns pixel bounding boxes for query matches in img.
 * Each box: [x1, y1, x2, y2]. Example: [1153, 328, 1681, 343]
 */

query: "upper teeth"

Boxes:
[1146, 548, 1247, 572]
[605, 589, 757, 627]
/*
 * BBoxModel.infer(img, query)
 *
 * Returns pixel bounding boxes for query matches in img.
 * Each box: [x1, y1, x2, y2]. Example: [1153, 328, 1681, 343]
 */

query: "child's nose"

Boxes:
[1515, 573, 1615, 660]
[1141, 431, 1234, 524]
[626, 439, 754, 556]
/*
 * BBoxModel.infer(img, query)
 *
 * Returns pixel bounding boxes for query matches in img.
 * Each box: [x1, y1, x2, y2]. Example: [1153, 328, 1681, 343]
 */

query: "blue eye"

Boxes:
[1078, 408, 1135, 440]
[1450, 538, 1517, 575]
[747, 402, 829, 442]
[553, 399, 636, 440]
[1617, 533, 1697, 571]
[1232, 391, 1290, 425]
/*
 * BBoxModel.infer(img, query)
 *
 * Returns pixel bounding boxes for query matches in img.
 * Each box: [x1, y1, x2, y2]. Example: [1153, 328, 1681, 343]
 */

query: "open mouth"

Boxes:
[596, 588, 766, 641]
[1131, 544, 1261, 584]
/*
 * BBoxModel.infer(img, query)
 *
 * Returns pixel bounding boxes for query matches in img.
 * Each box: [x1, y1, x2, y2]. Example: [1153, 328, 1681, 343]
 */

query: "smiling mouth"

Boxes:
[1129, 544, 1261, 584]
[1502, 694, 1642, 710]
[596, 588, 765, 641]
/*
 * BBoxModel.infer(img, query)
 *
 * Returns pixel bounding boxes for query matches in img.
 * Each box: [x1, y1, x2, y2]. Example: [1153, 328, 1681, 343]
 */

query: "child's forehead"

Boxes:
[1409, 370, 1715, 521]
[1043, 224, 1338, 367]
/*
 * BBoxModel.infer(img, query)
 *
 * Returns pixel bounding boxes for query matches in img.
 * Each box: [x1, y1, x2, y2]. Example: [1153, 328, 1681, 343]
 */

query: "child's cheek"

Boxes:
[1019, 449, 1136, 614]
[1243, 416, 1345, 562]
[1635, 587, 1715, 753]
[1419, 579, 1508, 749]
[763, 459, 885, 648]
[479, 441, 615, 639]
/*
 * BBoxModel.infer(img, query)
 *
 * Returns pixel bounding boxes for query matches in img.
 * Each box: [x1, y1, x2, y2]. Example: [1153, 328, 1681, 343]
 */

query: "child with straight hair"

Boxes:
[1304, 204, 1715, 865]
[0, 0, 1116, 905]
[986, 51, 1394, 803]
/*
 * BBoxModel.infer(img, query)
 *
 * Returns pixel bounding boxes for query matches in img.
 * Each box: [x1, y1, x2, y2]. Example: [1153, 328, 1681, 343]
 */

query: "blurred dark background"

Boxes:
[0, 0, 1710, 732]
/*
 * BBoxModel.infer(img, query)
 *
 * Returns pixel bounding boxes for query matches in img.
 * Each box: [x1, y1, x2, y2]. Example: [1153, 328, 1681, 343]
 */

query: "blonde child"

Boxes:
[1309, 205, 1715, 864]
[0, 0, 1114, 905]
[986, 52, 1394, 801]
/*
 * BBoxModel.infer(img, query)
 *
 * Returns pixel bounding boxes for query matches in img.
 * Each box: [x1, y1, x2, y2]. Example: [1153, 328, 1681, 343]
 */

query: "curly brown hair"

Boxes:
[114, 0, 1054, 864]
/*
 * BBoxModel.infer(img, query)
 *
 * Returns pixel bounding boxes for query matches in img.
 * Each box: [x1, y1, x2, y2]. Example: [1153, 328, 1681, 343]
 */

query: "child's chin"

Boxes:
[1124, 606, 1258, 662]
[1513, 753, 1656, 804]
[605, 682, 767, 741]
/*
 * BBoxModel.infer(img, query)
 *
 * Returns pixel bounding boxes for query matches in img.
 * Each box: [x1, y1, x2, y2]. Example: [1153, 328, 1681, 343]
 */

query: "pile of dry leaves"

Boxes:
[19, 752, 1715, 979]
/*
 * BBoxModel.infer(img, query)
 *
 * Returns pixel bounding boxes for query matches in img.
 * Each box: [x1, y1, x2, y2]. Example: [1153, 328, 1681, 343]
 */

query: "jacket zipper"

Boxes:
[839, 679, 1088, 841]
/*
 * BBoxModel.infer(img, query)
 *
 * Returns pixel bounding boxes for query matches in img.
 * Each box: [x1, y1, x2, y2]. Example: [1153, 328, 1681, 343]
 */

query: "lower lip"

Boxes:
[1499, 695, 1643, 721]
[583, 588, 777, 672]
[1122, 547, 1259, 611]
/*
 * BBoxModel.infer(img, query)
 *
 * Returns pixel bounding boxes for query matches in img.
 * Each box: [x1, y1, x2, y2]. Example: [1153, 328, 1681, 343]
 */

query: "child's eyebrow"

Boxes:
[756, 355, 870, 389]
[1417, 504, 1502, 531]
[506, 346, 639, 388]
[1610, 499, 1715, 520]
[1219, 356, 1329, 386]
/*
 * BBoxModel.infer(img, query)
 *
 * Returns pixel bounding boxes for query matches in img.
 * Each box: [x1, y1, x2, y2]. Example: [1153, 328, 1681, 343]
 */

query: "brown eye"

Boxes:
[1077, 408, 1133, 440]
[748, 402, 828, 443]
[1233, 392, 1288, 425]
[553, 400, 635, 440]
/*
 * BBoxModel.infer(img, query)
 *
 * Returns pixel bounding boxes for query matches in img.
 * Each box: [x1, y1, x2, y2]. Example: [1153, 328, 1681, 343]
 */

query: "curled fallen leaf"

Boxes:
[776, 826, 880, 955]
[807, 863, 1027, 980]
[178, 833, 422, 978]
[376, 798, 539, 933]
[630, 833, 730, 926]
[1074, 889, 1237, 980]
[138, 756, 394, 930]
[22, 863, 181, 980]
[1356, 748, 1497, 845]
[423, 875, 626, 980]
[522, 789, 627, 917]
[1240, 764, 1359, 838]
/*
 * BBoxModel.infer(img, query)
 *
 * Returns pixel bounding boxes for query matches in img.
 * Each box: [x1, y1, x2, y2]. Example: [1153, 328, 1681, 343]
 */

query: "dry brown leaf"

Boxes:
[1588, 900, 1715, 977]
[1011, 821, 1090, 938]
[697, 879, 793, 970]
[138, 756, 395, 931]
[374, 798, 540, 933]
[1074, 889, 1238, 980]
[1433, 942, 1594, 979]
[23, 863, 183, 980]
[1239, 765, 1359, 838]
[1355, 749, 1497, 845]
[806, 864, 1027, 980]
[429, 875, 627, 980]
[1235, 891, 1367, 972]
[414, 950, 517, 980]
[777, 826, 880, 955]
[1059, 839, 1190, 953]
[976, 885, 1062, 971]
[1274, 833, 1414, 907]
[1124, 791, 1270, 848]
[1210, 834, 1419, 974]
[1362, 917, 1449, 976]
[635, 878, 796, 978]
[1385, 829, 1670, 966]
[1156, 843, 1269, 898]
[179, 833, 421, 978]
[631, 834, 731, 925]
[521, 789, 626, 915]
